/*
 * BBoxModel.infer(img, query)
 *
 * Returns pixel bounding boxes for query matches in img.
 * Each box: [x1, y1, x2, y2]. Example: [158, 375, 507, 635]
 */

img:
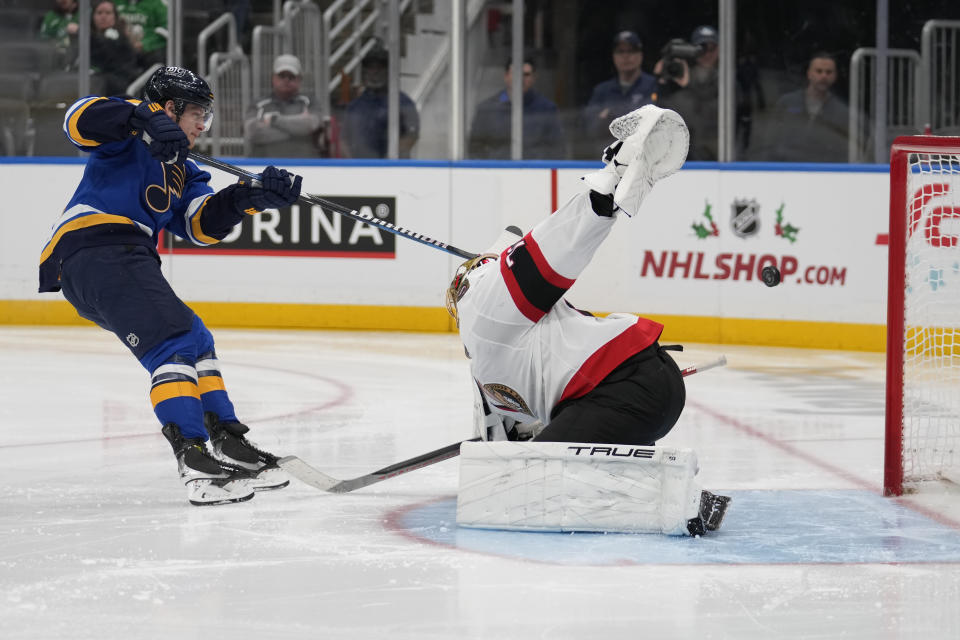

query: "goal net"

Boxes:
[885, 136, 960, 496]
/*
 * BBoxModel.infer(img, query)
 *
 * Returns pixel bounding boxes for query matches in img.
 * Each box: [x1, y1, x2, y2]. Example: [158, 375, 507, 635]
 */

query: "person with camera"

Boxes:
[656, 25, 719, 161]
[582, 31, 659, 139]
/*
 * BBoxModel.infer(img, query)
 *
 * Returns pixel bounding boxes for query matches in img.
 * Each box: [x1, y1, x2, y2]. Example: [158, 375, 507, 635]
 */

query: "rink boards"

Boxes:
[1, 159, 894, 350]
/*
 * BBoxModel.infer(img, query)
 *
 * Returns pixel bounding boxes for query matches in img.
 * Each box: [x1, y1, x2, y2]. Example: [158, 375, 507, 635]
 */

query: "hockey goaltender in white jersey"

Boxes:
[454, 194, 665, 430]
[447, 105, 730, 535]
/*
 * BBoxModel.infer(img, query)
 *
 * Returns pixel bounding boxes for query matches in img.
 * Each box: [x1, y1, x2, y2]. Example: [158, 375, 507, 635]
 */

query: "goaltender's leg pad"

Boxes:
[456, 441, 702, 535]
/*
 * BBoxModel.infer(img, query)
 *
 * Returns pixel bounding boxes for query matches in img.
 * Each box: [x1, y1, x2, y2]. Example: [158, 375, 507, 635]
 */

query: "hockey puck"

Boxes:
[761, 265, 781, 287]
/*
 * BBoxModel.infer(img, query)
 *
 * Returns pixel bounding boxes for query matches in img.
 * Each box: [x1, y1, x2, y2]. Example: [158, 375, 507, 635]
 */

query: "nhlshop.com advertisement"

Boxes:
[562, 169, 889, 326]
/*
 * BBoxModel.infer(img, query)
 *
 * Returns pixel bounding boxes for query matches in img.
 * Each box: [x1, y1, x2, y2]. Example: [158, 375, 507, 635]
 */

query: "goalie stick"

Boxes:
[278, 437, 483, 493]
[679, 354, 726, 377]
[278, 355, 728, 493]
[188, 151, 479, 260]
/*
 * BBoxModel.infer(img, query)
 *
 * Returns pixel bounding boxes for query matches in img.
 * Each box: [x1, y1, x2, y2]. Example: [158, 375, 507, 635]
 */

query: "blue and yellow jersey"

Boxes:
[39, 96, 247, 292]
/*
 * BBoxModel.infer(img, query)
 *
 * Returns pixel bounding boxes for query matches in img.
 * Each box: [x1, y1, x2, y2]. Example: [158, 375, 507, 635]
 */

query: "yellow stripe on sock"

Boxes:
[150, 380, 200, 407]
[198, 375, 225, 394]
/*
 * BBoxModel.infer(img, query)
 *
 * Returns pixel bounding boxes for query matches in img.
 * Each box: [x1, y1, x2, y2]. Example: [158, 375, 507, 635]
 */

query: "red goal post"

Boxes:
[885, 135, 960, 496]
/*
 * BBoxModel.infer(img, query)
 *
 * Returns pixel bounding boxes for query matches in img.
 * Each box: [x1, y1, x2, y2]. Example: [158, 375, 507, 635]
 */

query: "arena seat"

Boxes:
[0, 97, 34, 156]
[0, 41, 62, 74]
[0, 9, 42, 42]
[0, 72, 37, 102]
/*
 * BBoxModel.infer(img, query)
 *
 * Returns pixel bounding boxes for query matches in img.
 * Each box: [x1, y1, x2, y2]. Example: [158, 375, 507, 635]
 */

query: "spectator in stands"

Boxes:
[91, 0, 141, 97]
[767, 52, 849, 162]
[244, 54, 328, 158]
[116, 0, 168, 69]
[656, 25, 719, 161]
[343, 45, 420, 158]
[40, 0, 79, 57]
[583, 31, 658, 139]
[468, 57, 564, 159]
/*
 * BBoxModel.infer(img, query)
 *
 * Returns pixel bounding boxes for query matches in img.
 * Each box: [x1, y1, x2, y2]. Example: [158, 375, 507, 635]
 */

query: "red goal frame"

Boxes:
[884, 135, 960, 496]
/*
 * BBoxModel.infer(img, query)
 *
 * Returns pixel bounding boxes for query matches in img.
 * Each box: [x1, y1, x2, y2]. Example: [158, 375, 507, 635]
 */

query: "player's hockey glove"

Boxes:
[232, 166, 303, 212]
[129, 101, 189, 164]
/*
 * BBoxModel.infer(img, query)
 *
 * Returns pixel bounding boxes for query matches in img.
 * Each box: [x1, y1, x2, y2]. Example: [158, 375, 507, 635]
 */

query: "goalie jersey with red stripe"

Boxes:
[456, 191, 664, 425]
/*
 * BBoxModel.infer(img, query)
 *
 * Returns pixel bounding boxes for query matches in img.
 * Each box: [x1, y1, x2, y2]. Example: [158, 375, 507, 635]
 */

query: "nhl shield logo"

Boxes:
[730, 198, 761, 238]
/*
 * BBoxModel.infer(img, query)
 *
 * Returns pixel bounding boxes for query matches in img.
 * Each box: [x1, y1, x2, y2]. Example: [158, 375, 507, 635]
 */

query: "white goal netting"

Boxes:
[898, 148, 960, 489]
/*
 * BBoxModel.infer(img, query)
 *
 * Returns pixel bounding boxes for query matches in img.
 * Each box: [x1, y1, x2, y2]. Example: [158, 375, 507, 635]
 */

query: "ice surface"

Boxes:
[2, 327, 958, 640]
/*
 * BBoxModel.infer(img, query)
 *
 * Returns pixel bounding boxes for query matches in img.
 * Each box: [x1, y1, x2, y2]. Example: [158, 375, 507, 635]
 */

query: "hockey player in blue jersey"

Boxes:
[39, 66, 303, 506]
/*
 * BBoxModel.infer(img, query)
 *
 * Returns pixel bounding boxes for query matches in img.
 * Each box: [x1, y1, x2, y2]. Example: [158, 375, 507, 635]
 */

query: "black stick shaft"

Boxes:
[369, 437, 480, 476]
[189, 151, 478, 260]
[330, 437, 484, 493]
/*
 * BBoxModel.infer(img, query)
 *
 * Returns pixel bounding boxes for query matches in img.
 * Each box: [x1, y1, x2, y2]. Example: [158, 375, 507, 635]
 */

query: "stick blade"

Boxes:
[277, 455, 341, 491]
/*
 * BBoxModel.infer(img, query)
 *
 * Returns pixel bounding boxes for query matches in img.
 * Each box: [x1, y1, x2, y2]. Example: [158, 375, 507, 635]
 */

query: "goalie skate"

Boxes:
[702, 490, 731, 530]
[686, 490, 731, 536]
[205, 413, 290, 491]
[581, 104, 689, 216]
[161, 423, 254, 506]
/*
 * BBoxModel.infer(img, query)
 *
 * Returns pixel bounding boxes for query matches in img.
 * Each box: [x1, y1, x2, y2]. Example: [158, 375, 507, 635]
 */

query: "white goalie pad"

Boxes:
[456, 441, 702, 535]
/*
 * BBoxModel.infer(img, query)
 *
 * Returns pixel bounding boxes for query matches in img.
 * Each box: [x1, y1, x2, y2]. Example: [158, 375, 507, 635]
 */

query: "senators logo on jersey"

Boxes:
[482, 383, 534, 417]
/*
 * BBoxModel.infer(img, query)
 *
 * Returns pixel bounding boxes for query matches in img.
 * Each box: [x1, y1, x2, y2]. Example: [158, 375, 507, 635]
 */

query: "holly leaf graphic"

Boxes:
[780, 223, 800, 243]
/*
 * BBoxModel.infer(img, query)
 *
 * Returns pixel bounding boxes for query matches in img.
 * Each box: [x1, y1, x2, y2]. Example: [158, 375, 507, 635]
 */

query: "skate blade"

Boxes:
[186, 478, 255, 506]
[252, 466, 290, 491]
[254, 480, 290, 491]
[189, 491, 255, 506]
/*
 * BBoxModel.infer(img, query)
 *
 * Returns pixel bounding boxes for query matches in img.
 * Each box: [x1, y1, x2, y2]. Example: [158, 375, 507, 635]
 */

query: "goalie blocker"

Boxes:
[456, 441, 730, 536]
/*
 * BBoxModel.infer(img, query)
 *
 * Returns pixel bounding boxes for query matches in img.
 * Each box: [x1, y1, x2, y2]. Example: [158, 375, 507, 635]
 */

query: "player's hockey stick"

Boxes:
[278, 437, 483, 493]
[188, 151, 479, 260]
[279, 355, 728, 493]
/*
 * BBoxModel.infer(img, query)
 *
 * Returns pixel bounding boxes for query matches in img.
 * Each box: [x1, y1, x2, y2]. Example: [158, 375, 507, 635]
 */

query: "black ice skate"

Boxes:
[686, 490, 732, 536]
[161, 423, 255, 506]
[204, 412, 290, 491]
[701, 490, 731, 531]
